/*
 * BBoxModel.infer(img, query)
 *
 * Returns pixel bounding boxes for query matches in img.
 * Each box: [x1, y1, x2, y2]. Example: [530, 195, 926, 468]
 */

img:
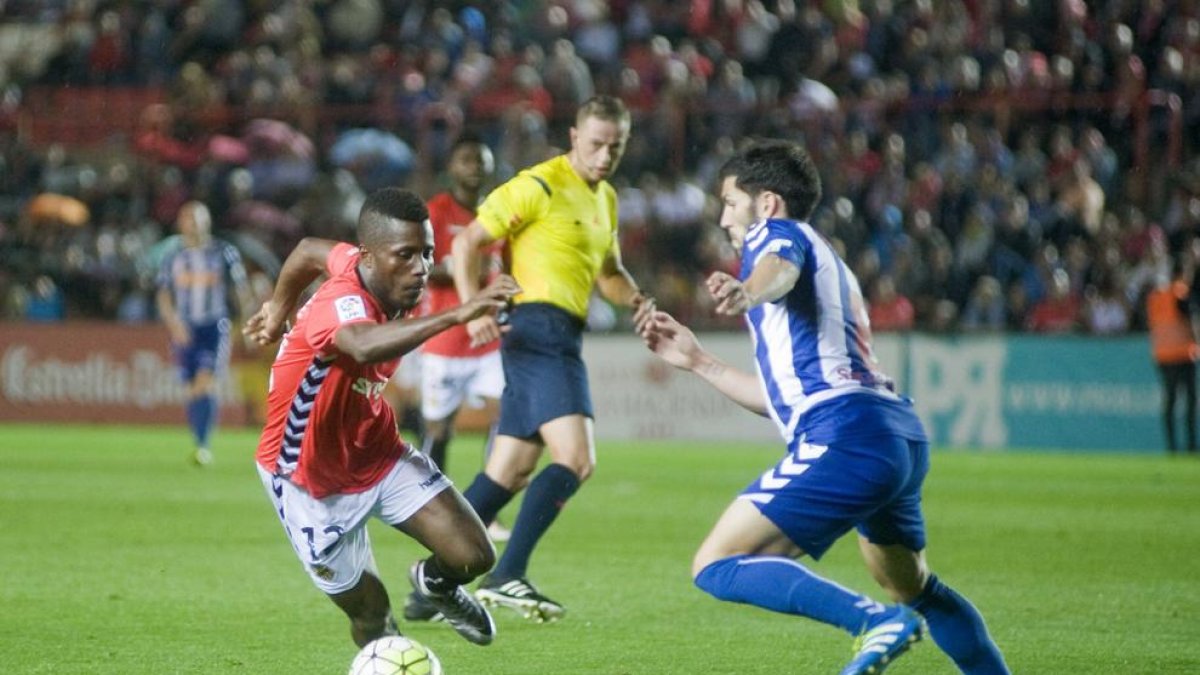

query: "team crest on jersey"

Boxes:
[335, 295, 367, 322]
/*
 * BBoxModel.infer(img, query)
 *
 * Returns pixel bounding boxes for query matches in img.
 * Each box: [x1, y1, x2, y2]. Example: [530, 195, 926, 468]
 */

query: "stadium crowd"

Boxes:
[1, 0, 1199, 332]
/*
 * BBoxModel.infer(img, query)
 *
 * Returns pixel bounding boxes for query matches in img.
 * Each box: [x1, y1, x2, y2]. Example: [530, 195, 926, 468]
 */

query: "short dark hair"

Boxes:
[576, 95, 630, 127]
[450, 129, 487, 155]
[357, 188, 428, 245]
[719, 141, 822, 220]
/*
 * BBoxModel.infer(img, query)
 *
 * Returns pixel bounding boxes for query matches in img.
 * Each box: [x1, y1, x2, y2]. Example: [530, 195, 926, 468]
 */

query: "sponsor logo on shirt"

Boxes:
[351, 376, 387, 400]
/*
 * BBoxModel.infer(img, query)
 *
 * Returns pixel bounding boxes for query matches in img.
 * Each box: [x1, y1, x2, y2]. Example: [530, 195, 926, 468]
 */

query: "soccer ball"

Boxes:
[348, 636, 443, 675]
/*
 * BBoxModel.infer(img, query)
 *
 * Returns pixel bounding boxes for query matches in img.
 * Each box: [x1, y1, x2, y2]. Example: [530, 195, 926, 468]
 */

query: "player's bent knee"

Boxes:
[571, 460, 595, 483]
[691, 534, 751, 578]
[692, 555, 746, 601]
[543, 454, 591, 479]
[437, 536, 496, 579]
[488, 465, 534, 492]
[470, 540, 498, 576]
[692, 545, 736, 580]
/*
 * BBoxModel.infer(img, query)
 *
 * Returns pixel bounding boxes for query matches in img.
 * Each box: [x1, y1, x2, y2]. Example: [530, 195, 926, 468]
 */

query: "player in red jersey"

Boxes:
[245, 188, 519, 648]
[416, 133, 506, 475]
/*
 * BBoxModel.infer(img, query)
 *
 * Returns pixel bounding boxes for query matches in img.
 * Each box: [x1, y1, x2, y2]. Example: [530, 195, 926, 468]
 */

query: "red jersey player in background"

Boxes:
[416, 134, 506, 481]
[406, 133, 512, 621]
[244, 188, 519, 649]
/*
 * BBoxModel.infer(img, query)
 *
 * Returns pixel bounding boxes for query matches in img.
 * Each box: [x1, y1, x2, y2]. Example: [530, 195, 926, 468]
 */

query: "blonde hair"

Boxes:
[576, 95, 630, 127]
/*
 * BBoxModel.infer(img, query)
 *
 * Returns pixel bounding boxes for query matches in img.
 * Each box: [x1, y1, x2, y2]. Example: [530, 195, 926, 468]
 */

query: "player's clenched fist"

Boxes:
[706, 271, 752, 315]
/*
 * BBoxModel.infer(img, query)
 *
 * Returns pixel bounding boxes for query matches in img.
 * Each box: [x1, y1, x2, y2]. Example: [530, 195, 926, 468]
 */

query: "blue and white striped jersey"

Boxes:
[157, 240, 247, 327]
[741, 218, 922, 446]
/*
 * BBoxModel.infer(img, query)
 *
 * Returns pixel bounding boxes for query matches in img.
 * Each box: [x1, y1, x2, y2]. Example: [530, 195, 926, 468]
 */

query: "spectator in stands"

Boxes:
[1083, 273, 1132, 336]
[542, 39, 594, 107]
[961, 276, 1006, 332]
[1011, 129, 1047, 191]
[648, 168, 706, 272]
[134, 104, 206, 171]
[1055, 158, 1106, 239]
[705, 59, 757, 141]
[1025, 269, 1080, 333]
[22, 274, 65, 321]
[4, 0, 1195, 337]
[867, 274, 914, 332]
[1005, 281, 1031, 332]
[1119, 205, 1165, 264]
[1126, 237, 1173, 313]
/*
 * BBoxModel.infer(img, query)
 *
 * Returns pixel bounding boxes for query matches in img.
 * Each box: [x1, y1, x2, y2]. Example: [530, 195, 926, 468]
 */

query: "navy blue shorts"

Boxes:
[741, 434, 930, 559]
[174, 319, 230, 382]
[497, 303, 592, 440]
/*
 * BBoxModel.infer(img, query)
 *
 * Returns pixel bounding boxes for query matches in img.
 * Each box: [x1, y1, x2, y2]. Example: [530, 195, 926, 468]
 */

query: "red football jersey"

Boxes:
[255, 243, 408, 498]
[420, 191, 504, 357]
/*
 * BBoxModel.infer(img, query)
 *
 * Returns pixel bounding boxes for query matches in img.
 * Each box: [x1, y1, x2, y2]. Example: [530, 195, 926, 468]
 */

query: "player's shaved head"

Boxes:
[357, 188, 430, 246]
[720, 141, 822, 220]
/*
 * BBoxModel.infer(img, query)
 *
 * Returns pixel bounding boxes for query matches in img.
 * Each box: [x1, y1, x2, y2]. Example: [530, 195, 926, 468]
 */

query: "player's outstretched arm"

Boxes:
[335, 275, 521, 364]
[244, 237, 339, 345]
[639, 310, 768, 416]
[457, 274, 523, 324]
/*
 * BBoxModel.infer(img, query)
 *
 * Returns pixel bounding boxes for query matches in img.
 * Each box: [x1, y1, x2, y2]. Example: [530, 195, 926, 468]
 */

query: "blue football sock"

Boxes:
[463, 472, 515, 526]
[908, 575, 1010, 674]
[197, 394, 216, 447]
[490, 463, 579, 581]
[186, 395, 216, 448]
[694, 555, 886, 634]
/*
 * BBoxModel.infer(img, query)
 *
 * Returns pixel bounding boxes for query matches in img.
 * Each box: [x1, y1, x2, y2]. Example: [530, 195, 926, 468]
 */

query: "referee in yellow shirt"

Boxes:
[448, 96, 654, 621]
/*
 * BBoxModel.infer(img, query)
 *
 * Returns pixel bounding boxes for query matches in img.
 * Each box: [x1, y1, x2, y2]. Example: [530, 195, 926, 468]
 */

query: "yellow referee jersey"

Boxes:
[475, 154, 618, 320]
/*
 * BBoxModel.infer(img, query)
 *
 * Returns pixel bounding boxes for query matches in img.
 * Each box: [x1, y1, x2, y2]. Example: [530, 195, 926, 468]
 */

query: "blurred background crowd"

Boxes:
[1, 0, 1199, 333]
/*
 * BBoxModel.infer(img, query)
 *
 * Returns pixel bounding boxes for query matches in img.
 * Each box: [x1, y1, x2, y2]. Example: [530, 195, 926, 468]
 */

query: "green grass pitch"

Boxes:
[2, 423, 1198, 674]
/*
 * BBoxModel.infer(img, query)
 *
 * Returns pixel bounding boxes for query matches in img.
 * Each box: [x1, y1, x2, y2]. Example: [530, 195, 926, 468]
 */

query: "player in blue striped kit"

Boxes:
[636, 141, 1009, 674]
[156, 201, 253, 466]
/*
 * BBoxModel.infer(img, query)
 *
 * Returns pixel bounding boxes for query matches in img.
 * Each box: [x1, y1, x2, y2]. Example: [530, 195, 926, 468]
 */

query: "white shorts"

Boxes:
[256, 450, 452, 595]
[419, 350, 504, 421]
[391, 350, 423, 390]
